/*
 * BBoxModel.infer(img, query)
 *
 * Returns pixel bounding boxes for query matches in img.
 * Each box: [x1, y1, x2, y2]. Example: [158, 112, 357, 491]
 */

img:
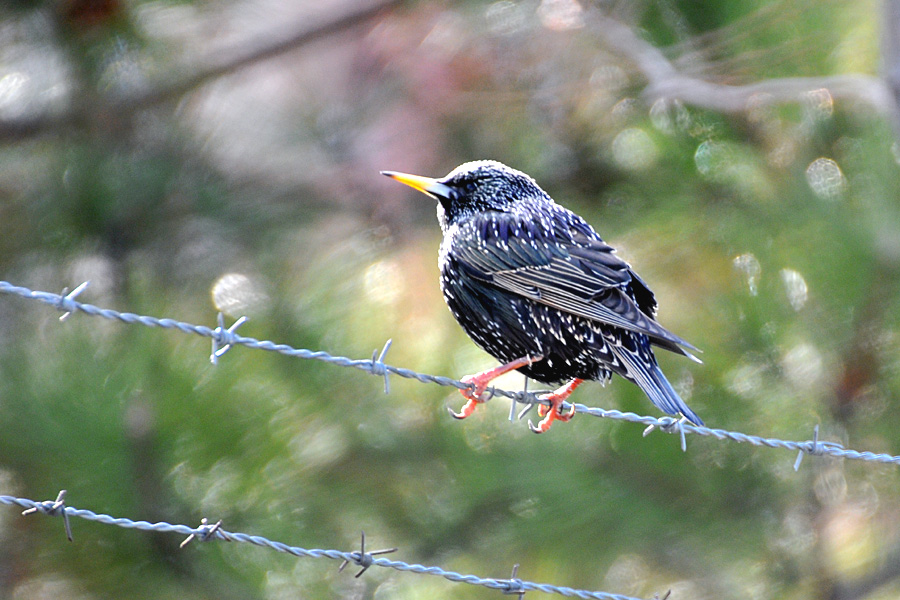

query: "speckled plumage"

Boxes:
[386, 160, 703, 426]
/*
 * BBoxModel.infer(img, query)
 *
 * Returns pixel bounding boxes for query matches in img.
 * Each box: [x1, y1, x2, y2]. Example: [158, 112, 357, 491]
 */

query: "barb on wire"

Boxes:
[510, 379, 527, 422]
[338, 531, 398, 577]
[792, 424, 839, 471]
[21, 489, 73, 541]
[180, 517, 225, 548]
[0, 494, 646, 600]
[643, 417, 688, 452]
[504, 564, 526, 599]
[370, 339, 393, 394]
[210, 313, 248, 365]
[57, 282, 89, 322]
[2, 280, 900, 468]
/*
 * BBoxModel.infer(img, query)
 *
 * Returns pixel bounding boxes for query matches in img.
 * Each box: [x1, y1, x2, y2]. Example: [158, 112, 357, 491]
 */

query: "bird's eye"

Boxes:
[464, 182, 477, 193]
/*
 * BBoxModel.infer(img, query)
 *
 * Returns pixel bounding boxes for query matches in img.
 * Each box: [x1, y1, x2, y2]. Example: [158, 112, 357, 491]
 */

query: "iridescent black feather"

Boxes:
[404, 160, 702, 425]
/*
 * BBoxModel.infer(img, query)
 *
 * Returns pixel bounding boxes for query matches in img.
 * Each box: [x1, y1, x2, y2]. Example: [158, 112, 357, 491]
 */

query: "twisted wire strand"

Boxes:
[2, 280, 899, 466]
[1, 493, 644, 600]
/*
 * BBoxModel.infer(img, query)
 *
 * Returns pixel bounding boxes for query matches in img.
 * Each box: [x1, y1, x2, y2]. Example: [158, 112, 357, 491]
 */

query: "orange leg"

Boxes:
[528, 378, 583, 433]
[450, 355, 543, 419]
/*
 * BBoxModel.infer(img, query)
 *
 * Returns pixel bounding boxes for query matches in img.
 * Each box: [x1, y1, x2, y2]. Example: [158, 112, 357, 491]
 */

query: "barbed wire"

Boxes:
[2, 279, 900, 468]
[1, 491, 651, 600]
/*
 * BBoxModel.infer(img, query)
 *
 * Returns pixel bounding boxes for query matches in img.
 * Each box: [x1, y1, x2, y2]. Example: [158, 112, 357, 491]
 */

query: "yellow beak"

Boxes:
[381, 171, 454, 200]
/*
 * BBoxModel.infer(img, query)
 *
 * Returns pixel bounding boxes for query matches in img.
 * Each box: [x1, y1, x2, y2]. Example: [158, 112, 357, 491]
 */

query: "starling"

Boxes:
[382, 160, 703, 433]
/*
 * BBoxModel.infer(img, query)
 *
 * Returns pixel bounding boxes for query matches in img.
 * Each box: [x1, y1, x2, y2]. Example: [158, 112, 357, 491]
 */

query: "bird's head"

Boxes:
[382, 160, 547, 229]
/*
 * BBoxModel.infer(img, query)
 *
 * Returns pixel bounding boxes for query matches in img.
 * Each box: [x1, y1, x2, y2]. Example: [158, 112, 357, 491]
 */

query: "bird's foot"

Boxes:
[450, 355, 542, 420]
[529, 378, 584, 433]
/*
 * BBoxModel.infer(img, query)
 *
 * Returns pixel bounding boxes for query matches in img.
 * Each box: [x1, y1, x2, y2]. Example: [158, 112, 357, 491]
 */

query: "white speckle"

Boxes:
[211, 272, 269, 317]
[537, 0, 584, 31]
[650, 97, 691, 134]
[782, 343, 824, 389]
[802, 88, 834, 121]
[694, 140, 728, 177]
[806, 157, 846, 200]
[611, 128, 659, 170]
[733, 253, 761, 296]
[780, 268, 808, 311]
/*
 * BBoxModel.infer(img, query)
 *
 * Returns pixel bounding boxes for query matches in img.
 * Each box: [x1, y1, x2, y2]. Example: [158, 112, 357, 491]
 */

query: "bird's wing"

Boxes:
[451, 211, 698, 355]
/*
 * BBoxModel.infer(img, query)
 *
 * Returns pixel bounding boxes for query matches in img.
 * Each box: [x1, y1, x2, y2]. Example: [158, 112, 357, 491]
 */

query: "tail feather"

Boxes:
[611, 345, 704, 426]
[646, 364, 704, 426]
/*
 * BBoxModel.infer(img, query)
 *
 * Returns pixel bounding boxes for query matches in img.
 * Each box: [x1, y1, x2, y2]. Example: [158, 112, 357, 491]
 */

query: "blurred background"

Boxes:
[0, 0, 898, 598]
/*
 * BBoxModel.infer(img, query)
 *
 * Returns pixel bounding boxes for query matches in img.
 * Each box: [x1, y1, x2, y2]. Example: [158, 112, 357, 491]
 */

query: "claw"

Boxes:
[451, 355, 542, 420]
[528, 378, 583, 434]
[528, 402, 576, 433]
[449, 396, 480, 420]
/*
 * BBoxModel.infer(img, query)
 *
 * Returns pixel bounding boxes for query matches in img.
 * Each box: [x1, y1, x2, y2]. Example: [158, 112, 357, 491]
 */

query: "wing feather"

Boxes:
[450, 211, 698, 356]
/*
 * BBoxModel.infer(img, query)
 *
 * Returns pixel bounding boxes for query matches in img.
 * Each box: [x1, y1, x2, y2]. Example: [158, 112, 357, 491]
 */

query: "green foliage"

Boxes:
[0, 0, 897, 598]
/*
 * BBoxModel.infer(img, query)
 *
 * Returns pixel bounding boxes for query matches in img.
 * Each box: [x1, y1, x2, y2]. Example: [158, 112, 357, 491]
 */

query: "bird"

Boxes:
[382, 160, 702, 433]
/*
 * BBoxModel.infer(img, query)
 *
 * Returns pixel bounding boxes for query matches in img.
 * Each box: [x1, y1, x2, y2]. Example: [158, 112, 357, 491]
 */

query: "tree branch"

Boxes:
[130, 0, 401, 108]
[0, 0, 401, 141]
[588, 11, 896, 118]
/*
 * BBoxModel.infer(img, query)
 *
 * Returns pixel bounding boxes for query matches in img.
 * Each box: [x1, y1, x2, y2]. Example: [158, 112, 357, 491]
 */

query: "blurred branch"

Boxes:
[130, 0, 400, 107]
[588, 11, 897, 119]
[883, 0, 900, 133]
[0, 0, 401, 141]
